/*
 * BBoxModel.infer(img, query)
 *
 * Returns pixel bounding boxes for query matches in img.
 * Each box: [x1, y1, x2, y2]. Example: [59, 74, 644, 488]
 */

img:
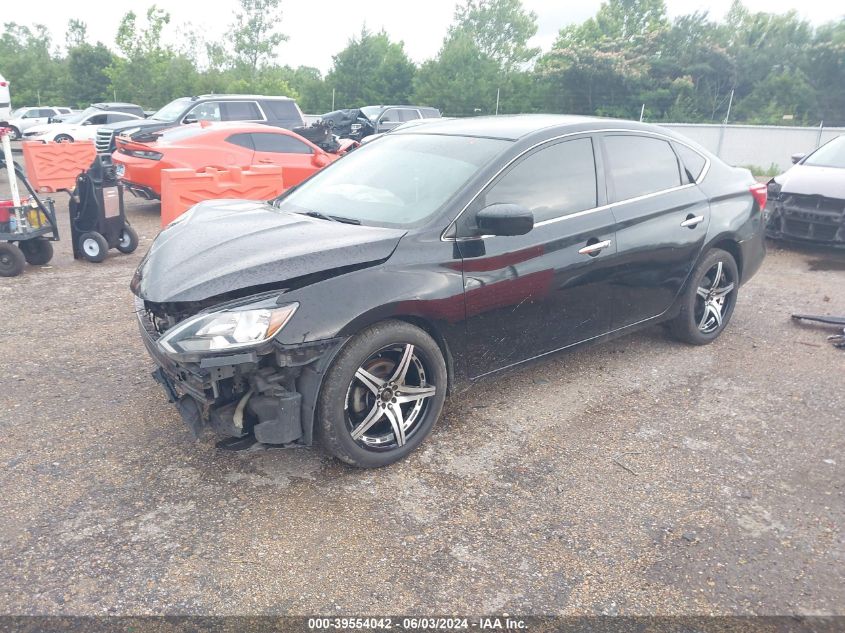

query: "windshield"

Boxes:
[273, 134, 510, 228]
[151, 97, 192, 122]
[804, 136, 845, 169]
[62, 109, 93, 124]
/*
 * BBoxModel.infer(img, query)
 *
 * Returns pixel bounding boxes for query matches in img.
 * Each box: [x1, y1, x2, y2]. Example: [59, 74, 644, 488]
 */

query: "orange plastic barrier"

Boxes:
[22, 141, 96, 192]
[160, 165, 285, 227]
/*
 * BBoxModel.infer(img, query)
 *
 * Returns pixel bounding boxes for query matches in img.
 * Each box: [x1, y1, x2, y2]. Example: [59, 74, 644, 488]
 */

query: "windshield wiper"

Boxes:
[300, 210, 361, 225]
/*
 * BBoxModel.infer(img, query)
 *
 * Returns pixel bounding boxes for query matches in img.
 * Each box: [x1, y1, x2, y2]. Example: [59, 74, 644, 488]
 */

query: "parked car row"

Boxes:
[1, 106, 75, 139]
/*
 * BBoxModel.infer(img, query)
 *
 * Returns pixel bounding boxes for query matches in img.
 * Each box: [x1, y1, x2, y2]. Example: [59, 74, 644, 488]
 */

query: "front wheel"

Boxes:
[668, 248, 739, 345]
[8, 127, 21, 141]
[54, 134, 74, 143]
[317, 320, 447, 468]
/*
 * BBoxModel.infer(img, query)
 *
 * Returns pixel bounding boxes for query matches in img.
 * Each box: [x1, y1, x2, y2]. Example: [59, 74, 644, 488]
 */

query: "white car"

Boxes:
[23, 108, 142, 143]
[2, 106, 74, 139]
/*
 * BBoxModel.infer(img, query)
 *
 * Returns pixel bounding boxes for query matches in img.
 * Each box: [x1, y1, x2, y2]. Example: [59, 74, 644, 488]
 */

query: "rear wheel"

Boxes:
[317, 320, 447, 468]
[78, 231, 108, 263]
[0, 242, 26, 277]
[668, 248, 739, 345]
[19, 238, 53, 265]
[116, 226, 139, 254]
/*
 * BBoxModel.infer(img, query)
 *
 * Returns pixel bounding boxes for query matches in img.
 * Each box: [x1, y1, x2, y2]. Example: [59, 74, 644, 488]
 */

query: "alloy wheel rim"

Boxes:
[344, 343, 437, 451]
[82, 239, 100, 257]
[695, 261, 735, 334]
[119, 232, 131, 248]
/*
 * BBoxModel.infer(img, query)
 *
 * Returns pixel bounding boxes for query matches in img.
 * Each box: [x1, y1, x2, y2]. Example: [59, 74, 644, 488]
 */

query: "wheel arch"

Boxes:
[707, 236, 743, 281]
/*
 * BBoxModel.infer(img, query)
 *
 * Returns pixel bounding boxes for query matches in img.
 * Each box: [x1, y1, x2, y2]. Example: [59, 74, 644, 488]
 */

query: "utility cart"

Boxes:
[0, 127, 60, 277]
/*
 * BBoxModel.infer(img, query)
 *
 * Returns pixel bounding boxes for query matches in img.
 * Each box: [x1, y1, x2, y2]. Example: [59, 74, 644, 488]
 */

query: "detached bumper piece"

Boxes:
[767, 193, 845, 247]
[792, 313, 845, 350]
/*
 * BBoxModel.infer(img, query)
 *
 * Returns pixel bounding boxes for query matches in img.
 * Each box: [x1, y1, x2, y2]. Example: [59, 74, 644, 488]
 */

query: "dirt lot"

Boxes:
[0, 176, 843, 616]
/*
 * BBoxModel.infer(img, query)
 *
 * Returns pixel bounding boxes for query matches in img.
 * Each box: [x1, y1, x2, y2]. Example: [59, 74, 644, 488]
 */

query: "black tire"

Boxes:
[54, 134, 74, 143]
[668, 248, 739, 345]
[78, 231, 108, 263]
[116, 225, 139, 254]
[8, 126, 21, 141]
[19, 238, 53, 265]
[0, 242, 26, 277]
[317, 320, 448, 468]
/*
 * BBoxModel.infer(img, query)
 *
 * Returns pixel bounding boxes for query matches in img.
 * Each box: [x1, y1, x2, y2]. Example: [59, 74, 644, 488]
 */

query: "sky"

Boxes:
[8, 0, 843, 74]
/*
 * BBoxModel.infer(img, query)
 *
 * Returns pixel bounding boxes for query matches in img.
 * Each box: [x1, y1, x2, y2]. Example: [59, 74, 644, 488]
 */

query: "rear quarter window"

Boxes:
[604, 135, 682, 202]
[251, 132, 312, 154]
[673, 143, 707, 183]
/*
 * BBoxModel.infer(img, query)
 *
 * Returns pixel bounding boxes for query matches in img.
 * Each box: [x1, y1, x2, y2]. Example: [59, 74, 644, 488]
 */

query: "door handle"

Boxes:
[681, 215, 704, 228]
[258, 159, 275, 164]
[578, 239, 611, 256]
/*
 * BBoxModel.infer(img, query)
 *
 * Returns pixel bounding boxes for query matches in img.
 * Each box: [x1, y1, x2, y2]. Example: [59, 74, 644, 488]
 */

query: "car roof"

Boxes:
[191, 94, 294, 101]
[391, 114, 662, 141]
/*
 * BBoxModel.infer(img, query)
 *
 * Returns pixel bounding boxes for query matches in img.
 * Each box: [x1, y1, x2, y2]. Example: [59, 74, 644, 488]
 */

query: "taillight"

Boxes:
[749, 183, 767, 211]
[127, 149, 163, 160]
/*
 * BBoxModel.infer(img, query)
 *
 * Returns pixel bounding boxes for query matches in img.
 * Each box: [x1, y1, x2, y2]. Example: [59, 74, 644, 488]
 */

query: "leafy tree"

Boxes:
[228, 0, 288, 79]
[413, 31, 500, 116]
[450, 0, 539, 70]
[327, 28, 415, 108]
[105, 7, 201, 108]
[0, 23, 61, 106]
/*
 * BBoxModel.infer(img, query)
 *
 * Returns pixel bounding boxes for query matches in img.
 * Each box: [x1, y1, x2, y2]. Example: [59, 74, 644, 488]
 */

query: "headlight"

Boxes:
[158, 303, 298, 354]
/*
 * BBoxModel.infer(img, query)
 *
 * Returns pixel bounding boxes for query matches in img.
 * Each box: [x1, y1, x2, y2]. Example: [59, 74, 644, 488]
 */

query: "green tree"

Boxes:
[327, 28, 415, 108]
[413, 31, 499, 116]
[450, 0, 539, 70]
[228, 0, 288, 79]
[0, 23, 61, 106]
[105, 6, 201, 108]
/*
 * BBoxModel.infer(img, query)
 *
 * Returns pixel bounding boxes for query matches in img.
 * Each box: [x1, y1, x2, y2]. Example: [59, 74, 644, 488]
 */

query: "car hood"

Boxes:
[26, 123, 76, 135]
[774, 164, 845, 199]
[102, 119, 177, 135]
[131, 199, 406, 303]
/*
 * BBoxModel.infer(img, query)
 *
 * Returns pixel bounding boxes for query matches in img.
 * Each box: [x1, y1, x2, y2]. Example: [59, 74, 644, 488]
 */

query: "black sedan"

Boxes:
[131, 115, 766, 467]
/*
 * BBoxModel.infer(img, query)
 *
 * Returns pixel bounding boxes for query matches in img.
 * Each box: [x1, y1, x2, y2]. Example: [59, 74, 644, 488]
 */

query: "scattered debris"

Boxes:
[791, 313, 845, 349]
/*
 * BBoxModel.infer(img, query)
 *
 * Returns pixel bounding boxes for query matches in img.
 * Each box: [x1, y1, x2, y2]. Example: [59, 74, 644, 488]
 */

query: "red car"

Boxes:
[112, 121, 350, 200]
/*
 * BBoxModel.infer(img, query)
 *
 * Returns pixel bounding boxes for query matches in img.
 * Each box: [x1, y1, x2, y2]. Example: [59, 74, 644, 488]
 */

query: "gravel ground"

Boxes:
[0, 173, 843, 616]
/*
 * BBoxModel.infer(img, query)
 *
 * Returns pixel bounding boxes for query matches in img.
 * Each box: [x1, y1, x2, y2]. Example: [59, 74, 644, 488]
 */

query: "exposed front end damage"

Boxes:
[136, 296, 344, 445]
[766, 182, 845, 247]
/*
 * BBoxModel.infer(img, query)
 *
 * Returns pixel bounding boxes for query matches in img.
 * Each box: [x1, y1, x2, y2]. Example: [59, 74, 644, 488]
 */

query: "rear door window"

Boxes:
[398, 109, 421, 122]
[603, 135, 682, 201]
[263, 100, 299, 121]
[221, 101, 263, 121]
[481, 137, 598, 224]
[107, 113, 136, 123]
[251, 132, 312, 154]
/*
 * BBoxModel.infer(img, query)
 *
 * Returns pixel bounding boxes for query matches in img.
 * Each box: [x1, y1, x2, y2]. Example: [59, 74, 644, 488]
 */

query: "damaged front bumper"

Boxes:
[766, 189, 845, 247]
[135, 296, 344, 445]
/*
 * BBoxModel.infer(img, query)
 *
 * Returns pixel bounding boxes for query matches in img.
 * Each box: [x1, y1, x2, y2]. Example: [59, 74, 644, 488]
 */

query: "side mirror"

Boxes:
[791, 152, 805, 164]
[476, 203, 533, 237]
[184, 115, 197, 124]
[311, 153, 330, 167]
